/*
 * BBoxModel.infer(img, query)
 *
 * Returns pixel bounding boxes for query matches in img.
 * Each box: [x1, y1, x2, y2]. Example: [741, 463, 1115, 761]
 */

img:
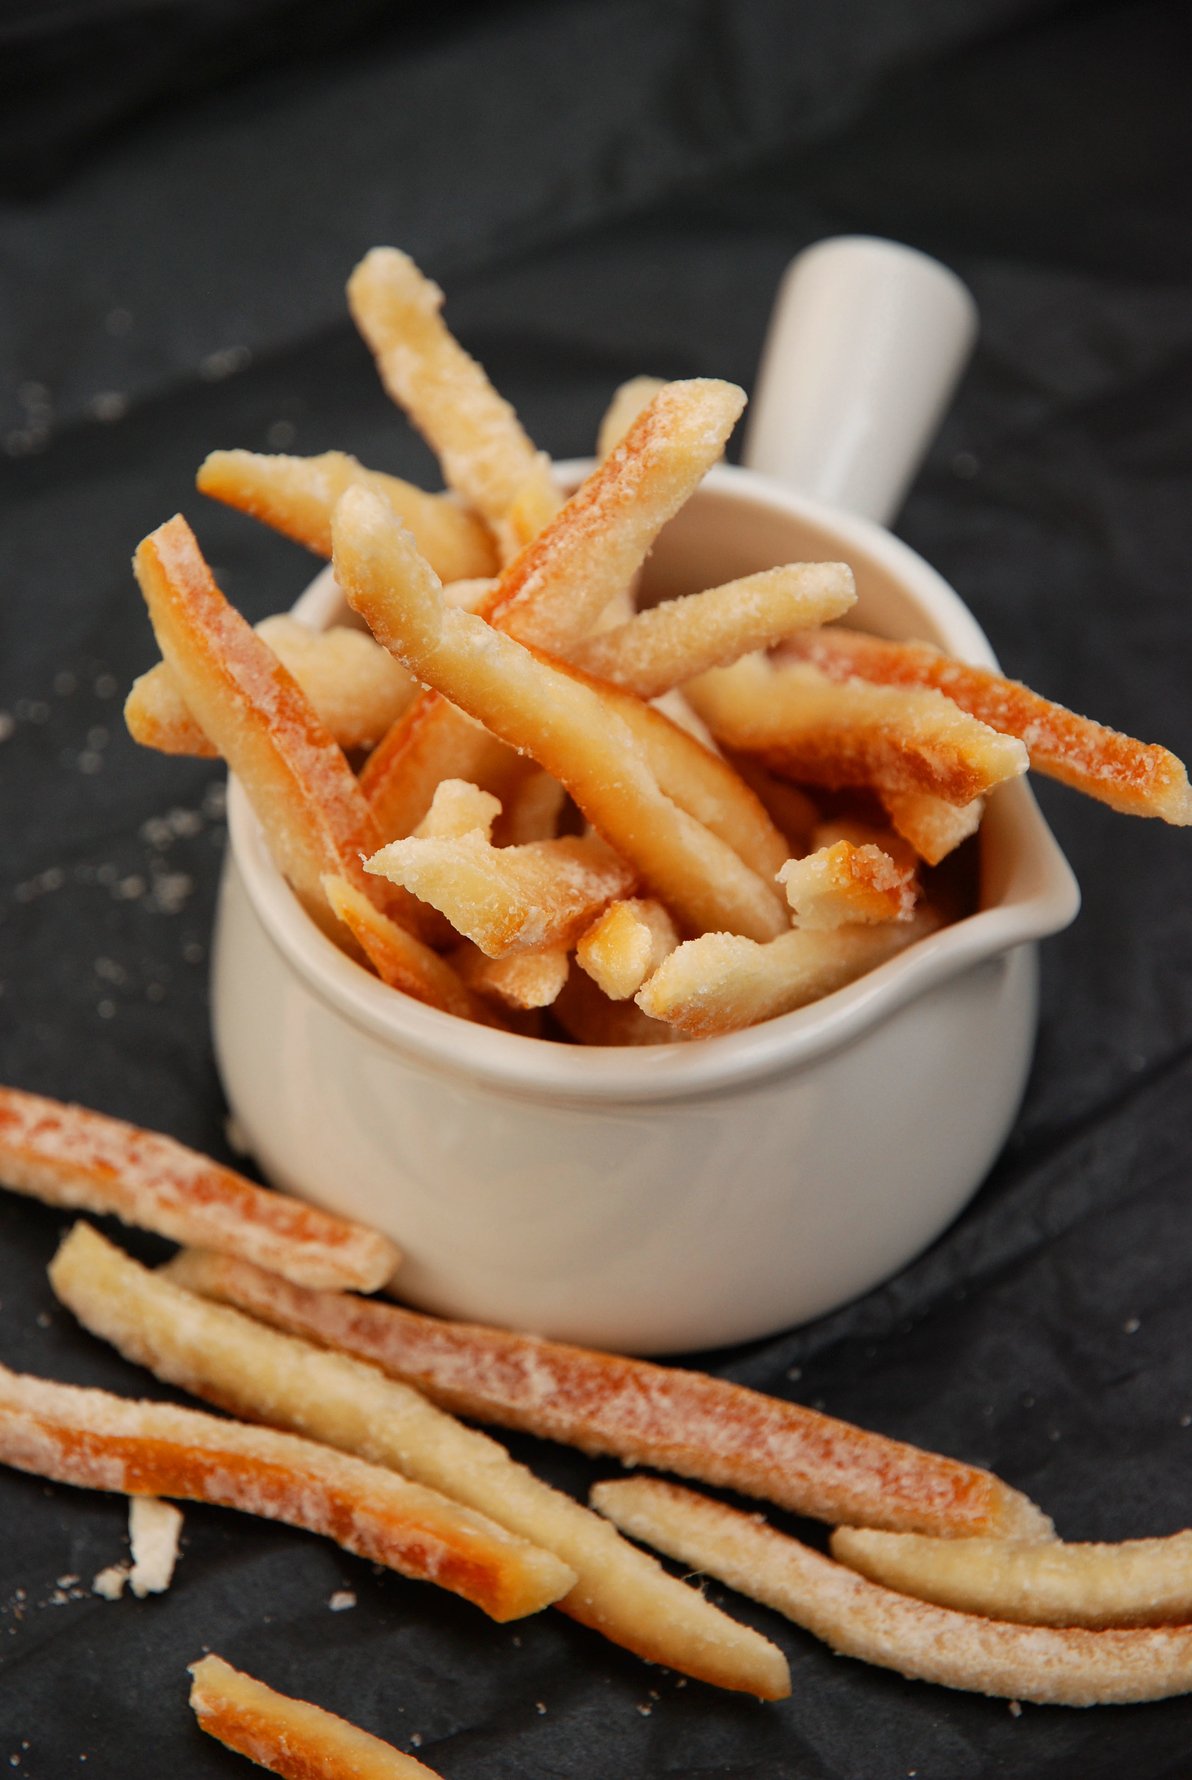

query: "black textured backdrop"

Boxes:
[1, 2, 1190, 1774]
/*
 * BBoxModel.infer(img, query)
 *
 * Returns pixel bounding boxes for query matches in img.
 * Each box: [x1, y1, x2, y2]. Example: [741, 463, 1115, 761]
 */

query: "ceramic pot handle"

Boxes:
[742, 236, 978, 526]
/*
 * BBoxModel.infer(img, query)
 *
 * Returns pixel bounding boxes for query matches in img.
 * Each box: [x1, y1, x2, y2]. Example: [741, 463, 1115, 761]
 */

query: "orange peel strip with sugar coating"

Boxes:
[414, 776, 502, 839]
[127, 616, 417, 759]
[197, 448, 498, 582]
[131, 515, 412, 940]
[0, 1085, 399, 1292]
[777, 841, 918, 930]
[784, 627, 1192, 824]
[0, 1361, 570, 1622]
[53, 1226, 785, 1698]
[322, 876, 494, 1024]
[809, 818, 919, 873]
[493, 768, 567, 846]
[596, 375, 667, 458]
[334, 489, 788, 941]
[347, 247, 557, 531]
[686, 655, 1028, 805]
[594, 1478, 1192, 1707]
[566, 562, 856, 701]
[552, 969, 682, 1045]
[166, 1247, 1050, 1540]
[724, 753, 820, 854]
[635, 910, 939, 1037]
[573, 678, 792, 882]
[190, 1655, 446, 1780]
[831, 1525, 1192, 1629]
[365, 831, 637, 957]
[879, 787, 985, 865]
[454, 942, 571, 1011]
[576, 898, 679, 1000]
[488, 378, 747, 654]
[362, 700, 528, 843]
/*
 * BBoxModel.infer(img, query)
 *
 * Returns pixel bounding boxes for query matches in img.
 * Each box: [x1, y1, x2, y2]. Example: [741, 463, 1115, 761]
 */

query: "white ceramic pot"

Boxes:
[211, 239, 1079, 1353]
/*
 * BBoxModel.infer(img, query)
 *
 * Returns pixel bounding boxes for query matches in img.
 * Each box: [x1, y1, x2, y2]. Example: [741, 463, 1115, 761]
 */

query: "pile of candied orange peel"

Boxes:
[121, 247, 1189, 1044]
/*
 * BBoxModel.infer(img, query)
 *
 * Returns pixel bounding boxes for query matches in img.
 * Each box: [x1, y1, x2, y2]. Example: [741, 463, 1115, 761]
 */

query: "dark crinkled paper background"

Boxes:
[1, 2, 1190, 1774]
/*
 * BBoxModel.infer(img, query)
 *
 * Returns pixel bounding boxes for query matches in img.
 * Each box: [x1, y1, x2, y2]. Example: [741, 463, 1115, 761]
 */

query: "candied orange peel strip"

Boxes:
[490, 378, 748, 654]
[635, 911, 939, 1037]
[197, 447, 498, 581]
[596, 374, 668, 458]
[566, 562, 856, 700]
[552, 968, 682, 1046]
[595, 1478, 1192, 1707]
[190, 1655, 447, 1780]
[168, 1248, 1051, 1540]
[348, 246, 559, 538]
[777, 840, 918, 930]
[365, 830, 637, 957]
[831, 1524, 1192, 1629]
[0, 1085, 399, 1292]
[131, 515, 409, 940]
[127, 615, 417, 759]
[879, 786, 985, 864]
[575, 898, 679, 1000]
[321, 876, 490, 1023]
[0, 1360, 571, 1622]
[454, 941, 570, 1011]
[687, 654, 1028, 806]
[784, 626, 1192, 823]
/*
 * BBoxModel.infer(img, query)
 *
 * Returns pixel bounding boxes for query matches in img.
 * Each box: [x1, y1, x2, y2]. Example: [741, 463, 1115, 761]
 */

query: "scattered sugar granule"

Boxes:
[92, 1564, 130, 1601]
[128, 1497, 183, 1597]
[167, 806, 203, 839]
[328, 1589, 356, 1613]
[0, 714, 13, 742]
[535, 1703, 547, 1716]
[1180, 1413, 1191, 1428]
[786, 1366, 802, 1382]
[91, 393, 127, 424]
[1008, 1699, 1023, 1717]
[149, 871, 193, 915]
[201, 345, 252, 381]
[409, 1734, 423, 1749]
[1123, 1316, 1141, 1335]
[267, 420, 296, 450]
